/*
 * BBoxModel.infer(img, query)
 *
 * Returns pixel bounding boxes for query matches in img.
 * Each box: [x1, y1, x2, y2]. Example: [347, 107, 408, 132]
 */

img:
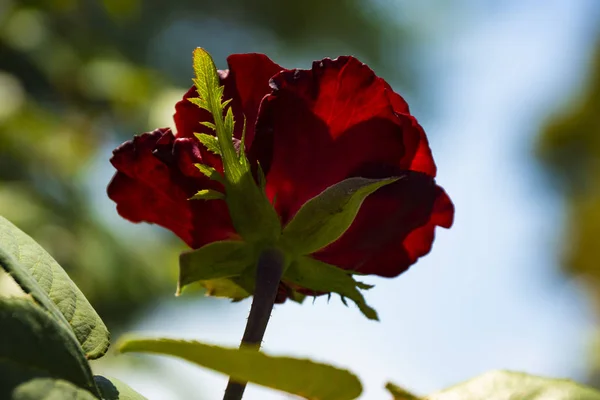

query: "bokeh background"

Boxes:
[1, 0, 600, 399]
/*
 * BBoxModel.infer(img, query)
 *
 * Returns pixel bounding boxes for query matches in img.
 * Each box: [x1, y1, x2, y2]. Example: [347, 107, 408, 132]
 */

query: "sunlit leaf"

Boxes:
[281, 177, 399, 255]
[119, 337, 362, 400]
[427, 370, 600, 400]
[283, 256, 377, 320]
[0, 216, 110, 359]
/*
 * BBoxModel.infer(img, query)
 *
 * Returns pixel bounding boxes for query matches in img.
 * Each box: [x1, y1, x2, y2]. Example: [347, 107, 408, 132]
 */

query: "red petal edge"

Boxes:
[107, 128, 236, 249]
[314, 172, 454, 278]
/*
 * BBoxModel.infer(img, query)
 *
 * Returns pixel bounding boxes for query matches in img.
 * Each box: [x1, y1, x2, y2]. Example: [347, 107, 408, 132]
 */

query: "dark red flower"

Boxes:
[108, 53, 454, 294]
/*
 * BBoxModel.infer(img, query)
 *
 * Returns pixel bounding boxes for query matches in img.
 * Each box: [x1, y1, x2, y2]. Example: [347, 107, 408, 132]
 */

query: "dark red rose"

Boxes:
[108, 53, 454, 296]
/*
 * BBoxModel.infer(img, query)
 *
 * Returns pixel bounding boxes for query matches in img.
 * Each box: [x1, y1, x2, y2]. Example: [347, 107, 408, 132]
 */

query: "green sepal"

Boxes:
[190, 48, 281, 244]
[189, 189, 224, 201]
[280, 177, 399, 256]
[256, 162, 267, 190]
[191, 48, 239, 180]
[177, 240, 255, 295]
[188, 97, 209, 112]
[224, 107, 235, 145]
[238, 117, 247, 161]
[199, 278, 251, 301]
[194, 133, 221, 156]
[194, 163, 224, 184]
[200, 121, 216, 131]
[118, 337, 363, 400]
[283, 256, 378, 320]
[287, 288, 307, 304]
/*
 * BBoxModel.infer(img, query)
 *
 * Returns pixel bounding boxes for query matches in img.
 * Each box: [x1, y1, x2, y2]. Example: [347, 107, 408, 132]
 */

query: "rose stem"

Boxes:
[222, 248, 284, 400]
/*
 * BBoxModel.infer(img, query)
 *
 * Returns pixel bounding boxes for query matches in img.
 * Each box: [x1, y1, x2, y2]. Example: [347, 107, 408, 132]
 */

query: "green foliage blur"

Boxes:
[536, 38, 600, 383]
[0, 0, 414, 331]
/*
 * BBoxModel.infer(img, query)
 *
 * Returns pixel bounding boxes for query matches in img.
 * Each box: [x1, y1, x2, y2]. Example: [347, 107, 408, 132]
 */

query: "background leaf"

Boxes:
[385, 382, 420, 399]
[94, 376, 147, 400]
[0, 216, 109, 359]
[11, 378, 97, 400]
[281, 177, 398, 256]
[427, 370, 600, 400]
[0, 297, 96, 397]
[118, 337, 362, 400]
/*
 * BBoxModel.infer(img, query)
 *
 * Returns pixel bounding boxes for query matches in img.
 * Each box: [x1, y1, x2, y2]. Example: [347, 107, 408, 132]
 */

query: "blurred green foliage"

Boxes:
[0, 0, 414, 330]
[536, 39, 600, 381]
[537, 40, 600, 299]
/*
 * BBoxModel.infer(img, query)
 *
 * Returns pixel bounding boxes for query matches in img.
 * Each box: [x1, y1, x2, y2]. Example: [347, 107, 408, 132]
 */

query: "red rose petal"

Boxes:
[254, 56, 438, 224]
[109, 53, 454, 302]
[107, 128, 235, 249]
[173, 86, 213, 139]
[223, 53, 285, 149]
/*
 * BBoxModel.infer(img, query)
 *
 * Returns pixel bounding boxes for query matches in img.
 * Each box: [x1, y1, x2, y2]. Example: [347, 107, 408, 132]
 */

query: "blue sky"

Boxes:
[97, 1, 600, 399]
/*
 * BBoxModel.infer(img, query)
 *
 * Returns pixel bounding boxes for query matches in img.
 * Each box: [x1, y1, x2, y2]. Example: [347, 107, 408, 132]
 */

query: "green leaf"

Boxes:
[194, 163, 224, 184]
[385, 382, 420, 399]
[178, 240, 255, 294]
[281, 177, 399, 256]
[427, 370, 600, 400]
[95, 376, 147, 400]
[118, 338, 362, 400]
[0, 297, 96, 395]
[11, 378, 97, 400]
[284, 256, 378, 320]
[189, 189, 224, 201]
[194, 133, 221, 156]
[0, 216, 110, 360]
